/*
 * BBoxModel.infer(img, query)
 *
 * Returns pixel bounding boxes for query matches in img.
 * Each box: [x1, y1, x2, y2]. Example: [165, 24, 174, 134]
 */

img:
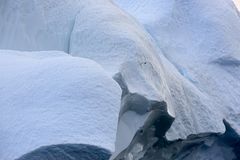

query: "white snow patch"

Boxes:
[0, 50, 121, 160]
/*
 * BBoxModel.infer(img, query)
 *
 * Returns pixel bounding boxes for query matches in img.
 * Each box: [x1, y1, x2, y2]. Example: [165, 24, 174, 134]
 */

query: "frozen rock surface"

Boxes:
[0, 50, 121, 160]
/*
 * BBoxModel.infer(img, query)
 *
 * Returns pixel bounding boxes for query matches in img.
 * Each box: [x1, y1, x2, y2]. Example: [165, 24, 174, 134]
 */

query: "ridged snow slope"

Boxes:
[0, 50, 121, 160]
[114, 0, 240, 134]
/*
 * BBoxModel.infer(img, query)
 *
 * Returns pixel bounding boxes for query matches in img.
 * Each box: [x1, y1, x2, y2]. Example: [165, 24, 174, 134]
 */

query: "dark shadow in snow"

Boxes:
[113, 72, 168, 120]
[16, 144, 111, 160]
[212, 56, 240, 67]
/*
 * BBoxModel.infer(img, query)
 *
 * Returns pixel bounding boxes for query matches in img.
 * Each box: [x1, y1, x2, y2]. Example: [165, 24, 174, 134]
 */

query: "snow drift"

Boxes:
[0, 50, 121, 160]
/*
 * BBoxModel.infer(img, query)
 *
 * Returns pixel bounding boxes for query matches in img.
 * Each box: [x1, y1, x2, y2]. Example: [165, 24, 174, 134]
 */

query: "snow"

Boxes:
[233, 0, 240, 10]
[0, 0, 240, 159]
[0, 50, 121, 160]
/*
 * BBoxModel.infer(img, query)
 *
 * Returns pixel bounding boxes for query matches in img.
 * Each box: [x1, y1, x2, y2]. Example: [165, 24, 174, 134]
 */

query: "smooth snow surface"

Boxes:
[233, 0, 240, 10]
[0, 50, 121, 160]
[0, 0, 81, 51]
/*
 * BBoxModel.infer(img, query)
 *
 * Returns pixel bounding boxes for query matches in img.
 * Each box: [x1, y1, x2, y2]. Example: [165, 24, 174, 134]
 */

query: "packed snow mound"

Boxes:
[70, 1, 160, 73]
[0, 50, 121, 160]
[69, 0, 175, 117]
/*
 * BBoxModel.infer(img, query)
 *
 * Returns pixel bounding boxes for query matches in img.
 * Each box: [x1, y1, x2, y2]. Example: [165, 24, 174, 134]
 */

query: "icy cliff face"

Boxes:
[0, 50, 121, 160]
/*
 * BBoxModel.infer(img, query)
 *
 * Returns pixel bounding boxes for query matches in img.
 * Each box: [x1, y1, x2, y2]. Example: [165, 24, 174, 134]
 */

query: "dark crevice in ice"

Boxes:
[212, 56, 240, 67]
[113, 108, 240, 160]
[113, 72, 167, 120]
